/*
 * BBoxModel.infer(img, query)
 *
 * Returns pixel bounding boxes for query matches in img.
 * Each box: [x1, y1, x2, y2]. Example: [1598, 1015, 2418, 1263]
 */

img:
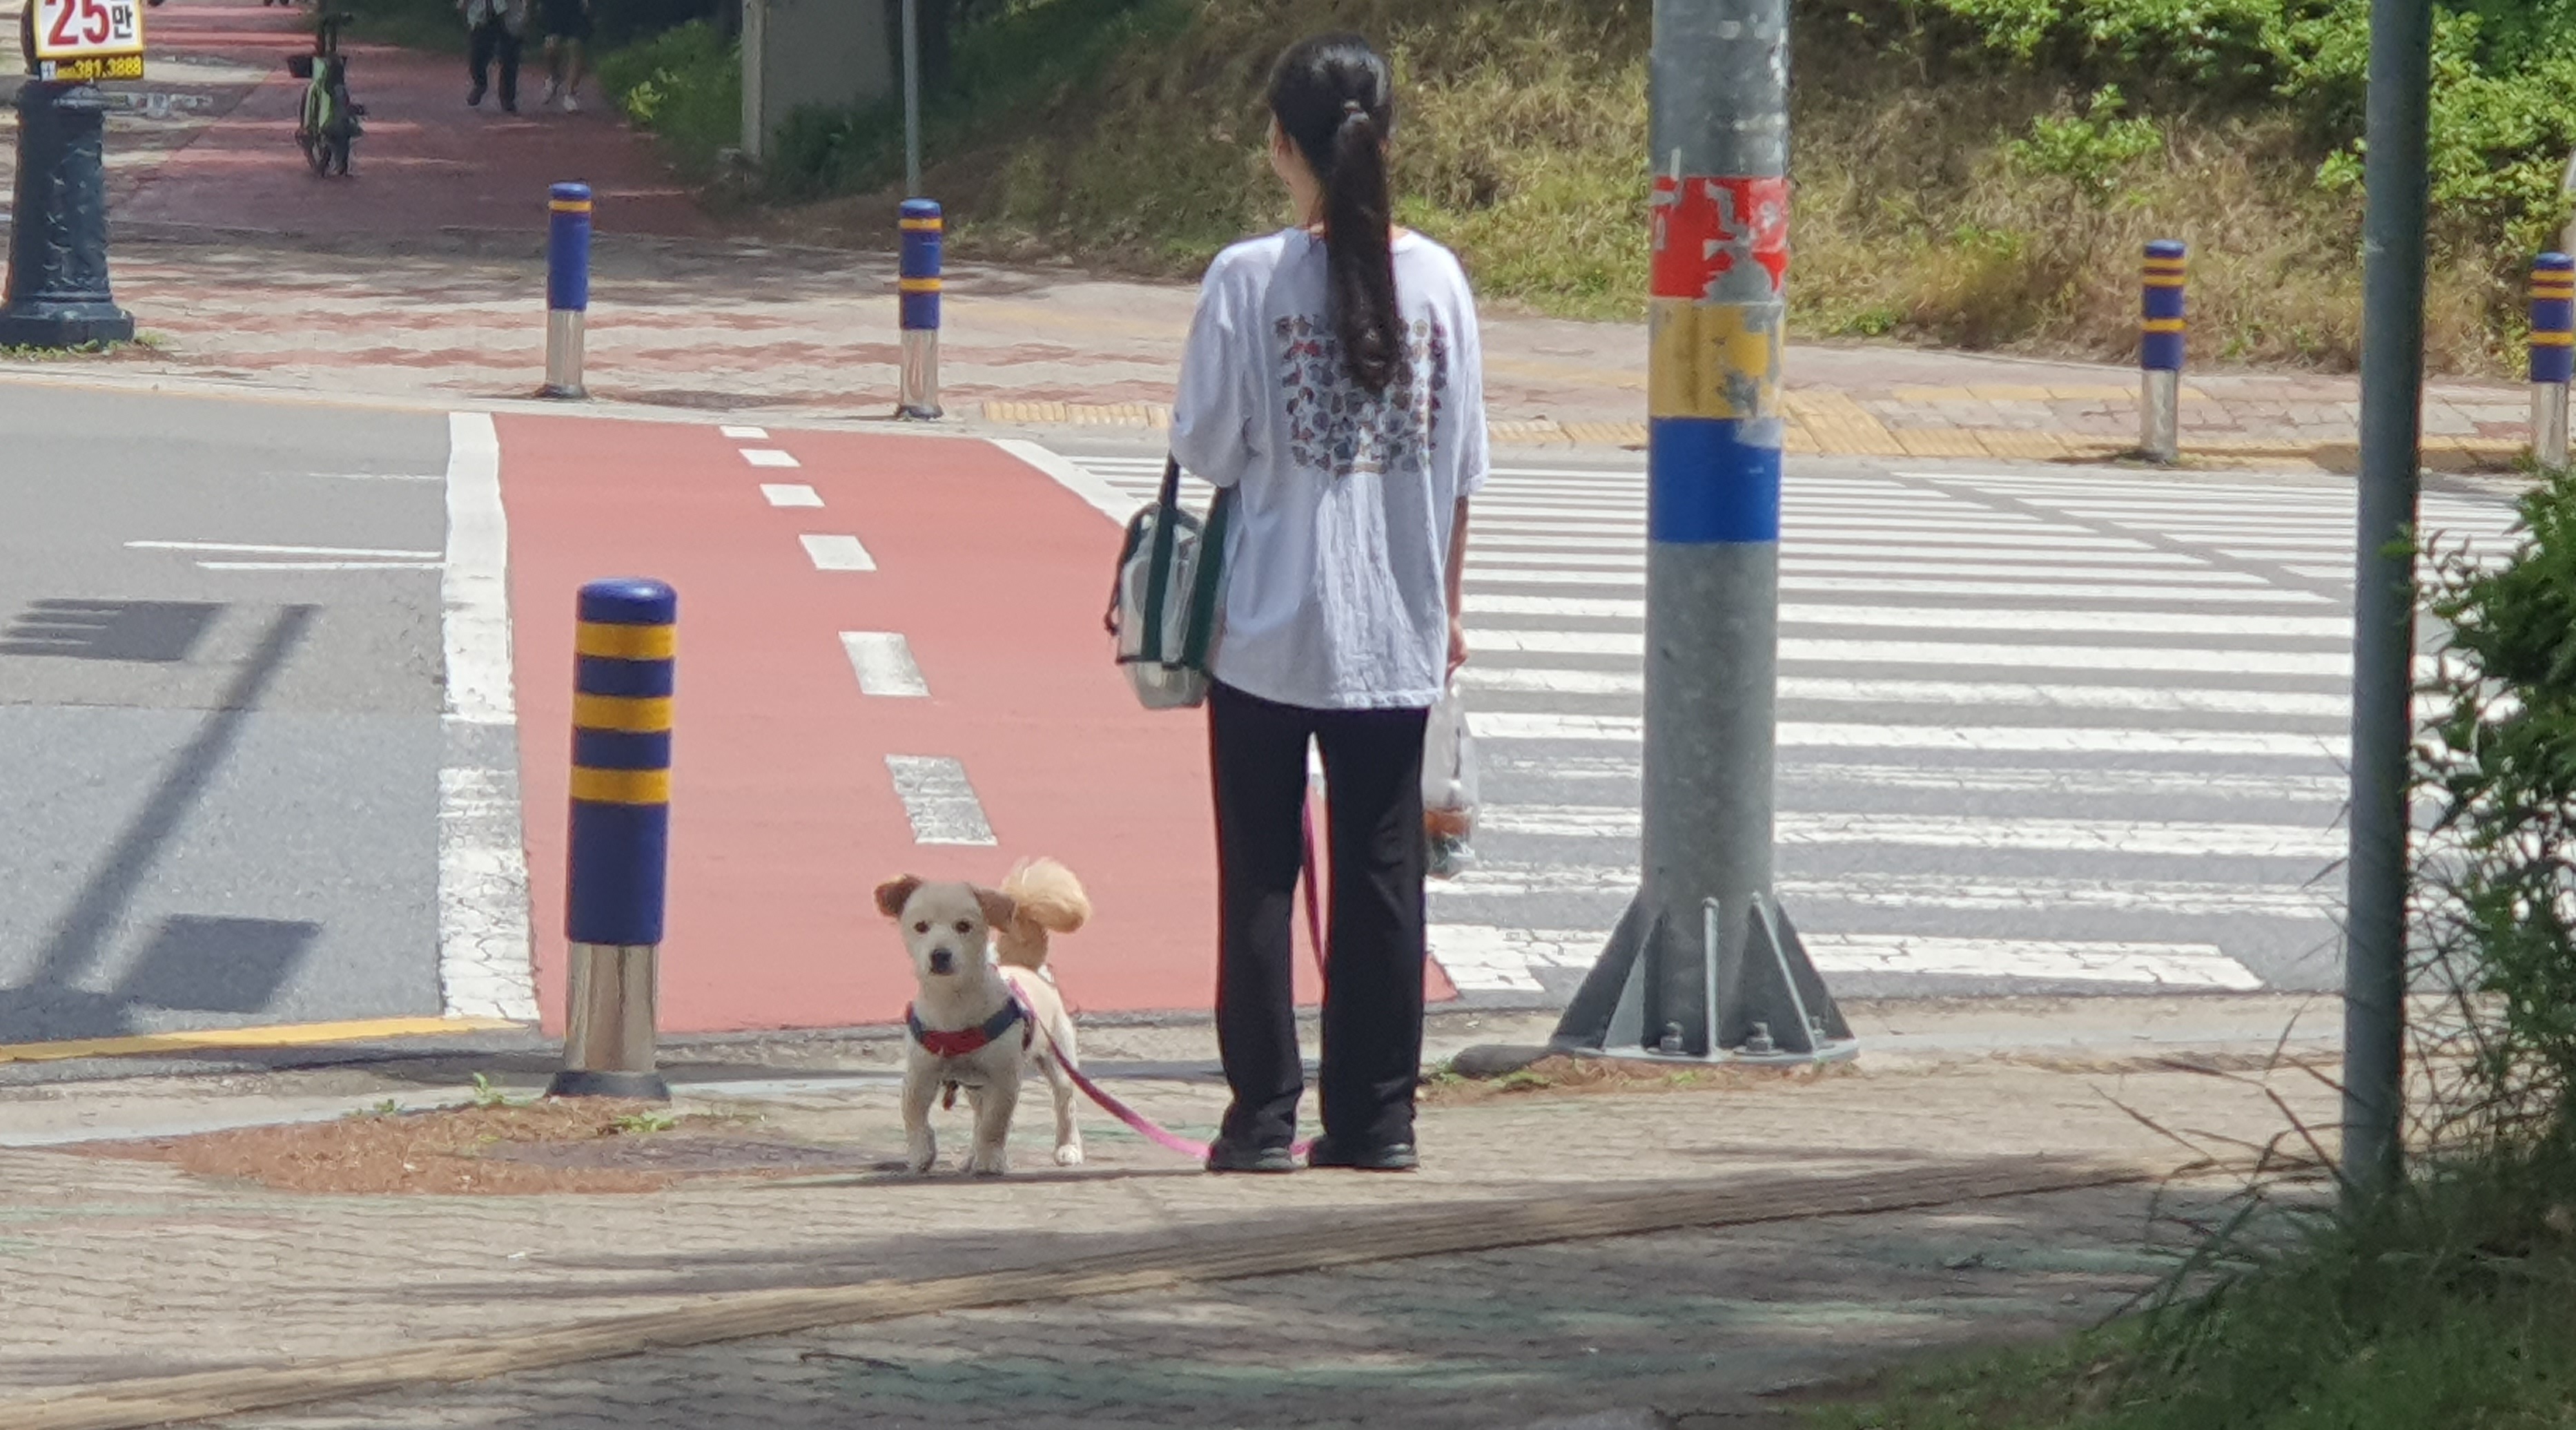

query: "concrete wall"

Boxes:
[741, 0, 896, 163]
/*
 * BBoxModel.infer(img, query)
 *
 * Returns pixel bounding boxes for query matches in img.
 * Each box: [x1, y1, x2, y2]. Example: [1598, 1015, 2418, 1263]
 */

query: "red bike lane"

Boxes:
[498, 416, 1456, 1034]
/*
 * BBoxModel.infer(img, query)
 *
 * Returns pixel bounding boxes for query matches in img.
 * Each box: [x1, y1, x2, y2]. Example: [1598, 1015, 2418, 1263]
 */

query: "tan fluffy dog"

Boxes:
[876, 867, 1086, 1176]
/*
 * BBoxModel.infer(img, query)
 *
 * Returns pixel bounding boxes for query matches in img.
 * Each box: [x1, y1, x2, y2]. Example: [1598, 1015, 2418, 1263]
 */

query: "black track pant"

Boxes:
[469, 21, 522, 106]
[1209, 680, 1430, 1152]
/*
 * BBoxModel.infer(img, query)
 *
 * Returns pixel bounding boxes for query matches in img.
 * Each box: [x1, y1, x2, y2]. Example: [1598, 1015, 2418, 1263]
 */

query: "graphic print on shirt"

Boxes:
[1274, 313, 1451, 481]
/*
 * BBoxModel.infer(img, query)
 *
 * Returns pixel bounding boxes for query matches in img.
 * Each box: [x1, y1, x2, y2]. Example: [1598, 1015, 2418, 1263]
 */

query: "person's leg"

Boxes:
[497, 30, 523, 110]
[564, 37, 586, 102]
[1312, 702, 1431, 1157]
[466, 21, 493, 103]
[541, 34, 563, 102]
[1208, 681, 1314, 1157]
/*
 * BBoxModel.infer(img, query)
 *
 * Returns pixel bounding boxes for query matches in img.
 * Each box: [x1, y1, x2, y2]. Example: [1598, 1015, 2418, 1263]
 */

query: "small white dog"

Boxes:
[875, 858, 1091, 1176]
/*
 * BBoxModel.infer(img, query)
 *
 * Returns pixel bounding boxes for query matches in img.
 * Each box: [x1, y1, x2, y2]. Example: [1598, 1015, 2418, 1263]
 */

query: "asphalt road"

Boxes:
[0, 385, 449, 1044]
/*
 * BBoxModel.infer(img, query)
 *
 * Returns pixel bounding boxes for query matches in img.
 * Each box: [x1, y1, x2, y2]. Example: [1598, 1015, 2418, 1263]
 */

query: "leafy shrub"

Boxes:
[595, 19, 741, 172]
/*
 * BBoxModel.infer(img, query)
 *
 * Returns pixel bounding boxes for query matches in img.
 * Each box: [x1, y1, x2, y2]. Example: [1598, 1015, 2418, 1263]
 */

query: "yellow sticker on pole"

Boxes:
[30, 0, 146, 81]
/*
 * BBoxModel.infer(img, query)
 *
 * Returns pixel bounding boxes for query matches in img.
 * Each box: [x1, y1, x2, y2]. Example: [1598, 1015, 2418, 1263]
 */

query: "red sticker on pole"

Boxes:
[1651, 175, 1788, 301]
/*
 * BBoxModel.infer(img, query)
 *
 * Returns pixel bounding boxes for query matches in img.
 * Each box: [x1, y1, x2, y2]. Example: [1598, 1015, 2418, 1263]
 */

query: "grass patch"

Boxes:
[717, 0, 2537, 371]
[334, 0, 472, 56]
[1815, 1149, 2576, 1429]
[595, 19, 741, 175]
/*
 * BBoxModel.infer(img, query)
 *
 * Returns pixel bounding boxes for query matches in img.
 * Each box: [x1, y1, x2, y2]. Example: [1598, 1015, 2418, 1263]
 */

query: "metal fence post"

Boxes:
[2530, 253, 2572, 467]
[1547, 0, 1853, 1067]
[548, 578, 675, 1101]
[897, 198, 943, 420]
[540, 181, 592, 400]
[2139, 240, 2185, 464]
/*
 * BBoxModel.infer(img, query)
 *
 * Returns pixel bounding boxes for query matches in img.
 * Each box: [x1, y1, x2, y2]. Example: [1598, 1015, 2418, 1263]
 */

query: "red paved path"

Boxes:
[500, 418, 1456, 1032]
[119, 0, 711, 238]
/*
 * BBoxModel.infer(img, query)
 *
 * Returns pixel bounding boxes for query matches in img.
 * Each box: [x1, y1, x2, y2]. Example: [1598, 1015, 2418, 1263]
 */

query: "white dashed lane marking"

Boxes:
[741, 449, 801, 468]
[761, 483, 823, 508]
[842, 632, 930, 697]
[886, 755, 997, 846]
[800, 534, 876, 571]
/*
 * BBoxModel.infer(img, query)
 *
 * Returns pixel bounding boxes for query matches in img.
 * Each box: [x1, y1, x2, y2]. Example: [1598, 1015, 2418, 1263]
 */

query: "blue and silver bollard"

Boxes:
[2530, 253, 2573, 468]
[2140, 240, 2186, 464]
[541, 181, 592, 400]
[898, 197, 942, 419]
[548, 579, 675, 1101]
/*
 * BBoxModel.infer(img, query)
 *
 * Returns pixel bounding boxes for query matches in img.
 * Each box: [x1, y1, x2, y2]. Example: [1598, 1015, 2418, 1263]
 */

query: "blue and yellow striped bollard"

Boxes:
[897, 197, 943, 419]
[2140, 239, 2186, 464]
[540, 181, 593, 400]
[548, 578, 674, 1101]
[2531, 253, 2573, 467]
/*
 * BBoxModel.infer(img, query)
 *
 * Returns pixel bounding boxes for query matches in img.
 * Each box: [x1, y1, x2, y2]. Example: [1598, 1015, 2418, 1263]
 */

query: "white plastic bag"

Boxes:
[1422, 686, 1478, 878]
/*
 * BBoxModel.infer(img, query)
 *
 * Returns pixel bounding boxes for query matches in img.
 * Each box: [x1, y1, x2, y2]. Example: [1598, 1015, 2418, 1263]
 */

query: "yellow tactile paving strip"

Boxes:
[975, 395, 2528, 472]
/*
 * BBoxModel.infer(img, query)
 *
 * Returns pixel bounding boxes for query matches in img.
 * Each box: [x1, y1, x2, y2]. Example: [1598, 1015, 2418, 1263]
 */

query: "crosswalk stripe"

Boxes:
[1458, 666, 2353, 717]
[1432, 864, 2337, 918]
[1465, 592, 2354, 637]
[1069, 451, 2518, 1003]
[1477, 805, 2344, 858]
[1468, 568, 2333, 604]
[1467, 711, 2345, 757]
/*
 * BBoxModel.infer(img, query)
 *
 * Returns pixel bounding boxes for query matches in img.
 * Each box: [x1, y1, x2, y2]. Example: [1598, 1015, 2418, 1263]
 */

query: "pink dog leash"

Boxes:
[995, 801, 1327, 1166]
[1016, 992, 1314, 1163]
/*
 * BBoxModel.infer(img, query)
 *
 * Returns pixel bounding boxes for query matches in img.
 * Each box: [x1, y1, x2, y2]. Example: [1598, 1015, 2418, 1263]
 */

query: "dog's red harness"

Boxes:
[907, 998, 1032, 1058]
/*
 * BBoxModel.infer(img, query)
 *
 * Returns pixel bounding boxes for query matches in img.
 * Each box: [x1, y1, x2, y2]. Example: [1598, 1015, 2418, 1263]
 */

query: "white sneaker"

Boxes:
[542, 77, 562, 107]
[562, 91, 580, 113]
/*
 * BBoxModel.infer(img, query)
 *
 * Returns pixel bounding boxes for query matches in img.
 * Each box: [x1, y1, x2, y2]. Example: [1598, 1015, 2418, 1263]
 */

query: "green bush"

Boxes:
[595, 19, 741, 173]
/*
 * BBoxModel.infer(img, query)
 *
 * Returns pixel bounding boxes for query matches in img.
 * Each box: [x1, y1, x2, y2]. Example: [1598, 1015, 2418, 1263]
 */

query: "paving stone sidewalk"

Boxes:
[0, 998, 2339, 1427]
[0, 0, 2528, 465]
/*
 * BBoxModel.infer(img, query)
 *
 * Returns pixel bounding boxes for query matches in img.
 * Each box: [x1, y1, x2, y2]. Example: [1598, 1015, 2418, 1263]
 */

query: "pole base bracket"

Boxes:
[1547, 891, 1857, 1066]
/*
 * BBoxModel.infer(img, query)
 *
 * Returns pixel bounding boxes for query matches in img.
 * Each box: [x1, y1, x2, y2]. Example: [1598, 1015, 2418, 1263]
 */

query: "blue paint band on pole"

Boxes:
[565, 578, 674, 949]
[548, 182, 593, 312]
[898, 197, 943, 418]
[1647, 416, 1782, 543]
[2140, 239, 2186, 372]
[899, 198, 942, 331]
[541, 181, 593, 399]
[2530, 252, 2573, 384]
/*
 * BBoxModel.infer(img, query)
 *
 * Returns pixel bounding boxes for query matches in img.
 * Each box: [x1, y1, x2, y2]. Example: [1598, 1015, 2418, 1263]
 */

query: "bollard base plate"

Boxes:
[537, 383, 590, 401]
[895, 403, 944, 421]
[546, 1069, 670, 1101]
[0, 304, 135, 349]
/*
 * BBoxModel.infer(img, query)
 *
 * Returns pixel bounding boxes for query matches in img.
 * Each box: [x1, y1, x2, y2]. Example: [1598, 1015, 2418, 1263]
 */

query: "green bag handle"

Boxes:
[1181, 483, 1235, 671]
[1136, 456, 1184, 665]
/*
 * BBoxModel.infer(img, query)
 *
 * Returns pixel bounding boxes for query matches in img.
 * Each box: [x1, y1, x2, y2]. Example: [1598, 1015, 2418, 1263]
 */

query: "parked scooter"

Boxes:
[286, 11, 364, 176]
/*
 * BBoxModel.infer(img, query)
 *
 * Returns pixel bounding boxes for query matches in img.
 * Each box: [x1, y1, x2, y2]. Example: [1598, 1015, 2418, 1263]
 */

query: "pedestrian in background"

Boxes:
[1171, 32, 1489, 1176]
[539, 0, 592, 112]
[462, 0, 529, 113]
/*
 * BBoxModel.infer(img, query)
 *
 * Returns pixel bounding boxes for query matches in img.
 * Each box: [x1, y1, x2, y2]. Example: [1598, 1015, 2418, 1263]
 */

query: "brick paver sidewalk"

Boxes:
[0, 0, 2526, 467]
[0, 999, 2336, 1427]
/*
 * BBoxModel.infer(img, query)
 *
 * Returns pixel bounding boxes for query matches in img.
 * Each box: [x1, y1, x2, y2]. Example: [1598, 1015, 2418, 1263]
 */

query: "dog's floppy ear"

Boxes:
[973, 886, 1017, 931]
[873, 876, 924, 920]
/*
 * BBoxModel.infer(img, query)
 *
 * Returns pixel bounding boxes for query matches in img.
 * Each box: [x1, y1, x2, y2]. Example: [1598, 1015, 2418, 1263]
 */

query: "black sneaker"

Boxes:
[1205, 1140, 1297, 1175]
[1307, 1137, 1419, 1172]
[467, 84, 485, 107]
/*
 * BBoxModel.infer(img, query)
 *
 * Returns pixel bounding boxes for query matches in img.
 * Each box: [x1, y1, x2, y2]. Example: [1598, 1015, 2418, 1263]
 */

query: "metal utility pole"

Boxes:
[899, 0, 923, 197]
[1550, 0, 1852, 1065]
[2343, 0, 2435, 1200]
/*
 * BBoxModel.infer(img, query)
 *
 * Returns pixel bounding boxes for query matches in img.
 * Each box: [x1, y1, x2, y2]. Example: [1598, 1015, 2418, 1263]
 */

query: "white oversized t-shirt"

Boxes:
[1171, 228, 1490, 711]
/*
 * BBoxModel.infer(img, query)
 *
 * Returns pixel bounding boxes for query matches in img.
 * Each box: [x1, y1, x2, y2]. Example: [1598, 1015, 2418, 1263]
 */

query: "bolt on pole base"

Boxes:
[1545, 891, 1857, 1067]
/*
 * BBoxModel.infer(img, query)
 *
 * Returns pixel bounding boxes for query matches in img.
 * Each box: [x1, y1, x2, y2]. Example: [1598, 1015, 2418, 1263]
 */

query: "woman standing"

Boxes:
[1173, 33, 1489, 1174]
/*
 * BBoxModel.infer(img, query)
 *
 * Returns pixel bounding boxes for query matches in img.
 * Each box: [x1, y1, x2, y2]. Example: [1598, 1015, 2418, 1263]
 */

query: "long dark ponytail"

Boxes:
[1268, 34, 1401, 395]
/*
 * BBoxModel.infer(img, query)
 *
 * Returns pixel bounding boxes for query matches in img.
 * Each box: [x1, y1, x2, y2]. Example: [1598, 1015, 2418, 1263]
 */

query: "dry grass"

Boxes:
[83, 1100, 712, 1196]
[765, 0, 2521, 374]
[1420, 1053, 1851, 1107]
